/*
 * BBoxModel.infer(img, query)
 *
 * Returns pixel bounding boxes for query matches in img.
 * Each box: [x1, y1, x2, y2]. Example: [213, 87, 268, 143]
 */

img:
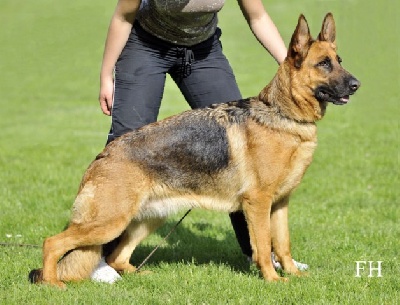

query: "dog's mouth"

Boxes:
[315, 87, 352, 105]
[315, 78, 360, 106]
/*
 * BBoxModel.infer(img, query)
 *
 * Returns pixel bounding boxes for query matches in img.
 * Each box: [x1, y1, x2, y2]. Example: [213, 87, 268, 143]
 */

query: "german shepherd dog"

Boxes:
[30, 13, 360, 288]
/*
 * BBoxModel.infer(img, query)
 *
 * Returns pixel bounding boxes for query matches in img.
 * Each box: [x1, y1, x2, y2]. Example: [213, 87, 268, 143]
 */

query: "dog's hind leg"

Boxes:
[40, 229, 103, 288]
[106, 218, 166, 273]
[39, 179, 147, 287]
[270, 196, 302, 276]
[40, 217, 132, 287]
[242, 191, 284, 282]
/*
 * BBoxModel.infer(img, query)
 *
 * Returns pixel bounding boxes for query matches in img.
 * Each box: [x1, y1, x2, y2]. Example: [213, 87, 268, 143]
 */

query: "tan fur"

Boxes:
[57, 246, 101, 281]
[30, 13, 360, 288]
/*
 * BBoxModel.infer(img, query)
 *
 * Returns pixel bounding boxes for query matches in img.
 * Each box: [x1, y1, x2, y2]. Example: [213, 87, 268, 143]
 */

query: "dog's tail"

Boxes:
[29, 245, 102, 283]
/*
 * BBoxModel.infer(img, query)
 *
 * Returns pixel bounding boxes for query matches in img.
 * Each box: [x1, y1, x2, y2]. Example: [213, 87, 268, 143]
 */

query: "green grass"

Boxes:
[0, 0, 399, 304]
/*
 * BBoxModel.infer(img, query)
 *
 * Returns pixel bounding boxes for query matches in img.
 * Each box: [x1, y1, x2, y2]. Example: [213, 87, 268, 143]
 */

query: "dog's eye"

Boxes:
[316, 57, 333, 71]
[317, 57, 331, 68]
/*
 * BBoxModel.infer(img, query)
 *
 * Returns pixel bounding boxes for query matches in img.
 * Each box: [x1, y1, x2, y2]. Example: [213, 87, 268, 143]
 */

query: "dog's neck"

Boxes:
[257, 62, 326, 123]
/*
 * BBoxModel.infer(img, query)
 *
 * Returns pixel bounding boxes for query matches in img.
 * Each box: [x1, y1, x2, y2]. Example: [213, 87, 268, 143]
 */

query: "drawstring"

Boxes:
[177, 47, 194, 78]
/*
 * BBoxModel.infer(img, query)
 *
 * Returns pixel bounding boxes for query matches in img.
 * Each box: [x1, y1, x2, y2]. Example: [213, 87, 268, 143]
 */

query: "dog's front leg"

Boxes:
[270, 196, 301, 276]
[242, 191, 283, 282]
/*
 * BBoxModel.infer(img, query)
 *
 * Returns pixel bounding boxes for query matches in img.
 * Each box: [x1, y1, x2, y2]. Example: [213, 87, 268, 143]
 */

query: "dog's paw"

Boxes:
[45, 279, 67, 290]
[261, 269, 288, 282]
[293, 270, 309, 277]
[266, 275, 289, 282]
[29, 269, 67, 289]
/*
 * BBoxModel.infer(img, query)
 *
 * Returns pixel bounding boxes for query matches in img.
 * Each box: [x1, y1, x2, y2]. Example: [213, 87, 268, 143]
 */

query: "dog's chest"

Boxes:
[273, 140, 317, 200]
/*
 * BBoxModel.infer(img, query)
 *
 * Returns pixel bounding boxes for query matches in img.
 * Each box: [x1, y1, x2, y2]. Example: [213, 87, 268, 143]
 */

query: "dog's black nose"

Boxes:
[349, 78, 361, 92]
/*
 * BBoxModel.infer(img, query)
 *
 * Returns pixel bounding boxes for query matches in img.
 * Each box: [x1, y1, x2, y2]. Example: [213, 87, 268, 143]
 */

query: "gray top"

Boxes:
[137, 0, 225, 46]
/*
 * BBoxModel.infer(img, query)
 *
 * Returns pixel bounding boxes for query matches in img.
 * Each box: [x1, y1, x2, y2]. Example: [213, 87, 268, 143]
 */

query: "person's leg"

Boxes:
[107, 24, 175, 144]
[169, 28, 252, 258]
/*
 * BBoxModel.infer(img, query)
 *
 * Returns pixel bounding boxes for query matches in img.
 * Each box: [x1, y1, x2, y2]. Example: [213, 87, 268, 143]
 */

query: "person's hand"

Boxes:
[99, 76, 114, 116]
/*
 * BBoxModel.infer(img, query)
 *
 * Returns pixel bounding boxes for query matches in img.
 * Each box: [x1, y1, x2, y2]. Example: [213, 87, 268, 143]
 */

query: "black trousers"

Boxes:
[105, 22, 252, 257]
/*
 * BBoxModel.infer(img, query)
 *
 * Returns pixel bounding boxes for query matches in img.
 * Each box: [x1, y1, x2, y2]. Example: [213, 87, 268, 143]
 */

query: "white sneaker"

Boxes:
[247, 253, 309, 271]
[293, 259, 309, 271]
[271, 252, 309, 271]
[90, 257, 122, 284]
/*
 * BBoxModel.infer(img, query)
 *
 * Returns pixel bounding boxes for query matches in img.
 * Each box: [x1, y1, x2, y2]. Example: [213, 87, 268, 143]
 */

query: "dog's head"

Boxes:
[287, 13, 360, 113]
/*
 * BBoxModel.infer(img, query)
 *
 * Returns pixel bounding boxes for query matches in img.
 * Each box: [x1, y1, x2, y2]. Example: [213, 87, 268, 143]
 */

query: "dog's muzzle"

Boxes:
[315, 77, 361, 105]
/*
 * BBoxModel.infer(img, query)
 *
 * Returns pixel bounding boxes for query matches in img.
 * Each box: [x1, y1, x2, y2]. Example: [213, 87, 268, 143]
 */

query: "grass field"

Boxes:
[0, 0, 398, 304]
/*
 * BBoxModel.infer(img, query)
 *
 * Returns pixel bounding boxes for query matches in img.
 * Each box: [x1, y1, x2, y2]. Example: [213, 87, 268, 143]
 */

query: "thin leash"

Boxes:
[0, 209, 192, 273]
[0, 242, 40, 248]
[135, 209, 192, 273]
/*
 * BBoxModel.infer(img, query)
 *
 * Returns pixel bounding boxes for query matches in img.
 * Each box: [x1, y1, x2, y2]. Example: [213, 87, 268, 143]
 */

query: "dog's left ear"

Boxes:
[288, 14, 312, 68]
[318, 13, 336, 46]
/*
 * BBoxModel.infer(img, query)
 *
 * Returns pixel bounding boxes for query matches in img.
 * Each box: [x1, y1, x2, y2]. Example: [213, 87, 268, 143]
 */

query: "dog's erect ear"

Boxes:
[288, 14, 312, 68]
[318, 13, 336, 45]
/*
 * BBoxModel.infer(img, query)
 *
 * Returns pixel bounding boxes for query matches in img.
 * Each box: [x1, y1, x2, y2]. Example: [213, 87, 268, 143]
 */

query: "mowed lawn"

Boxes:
[0, 0, 398, 304]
